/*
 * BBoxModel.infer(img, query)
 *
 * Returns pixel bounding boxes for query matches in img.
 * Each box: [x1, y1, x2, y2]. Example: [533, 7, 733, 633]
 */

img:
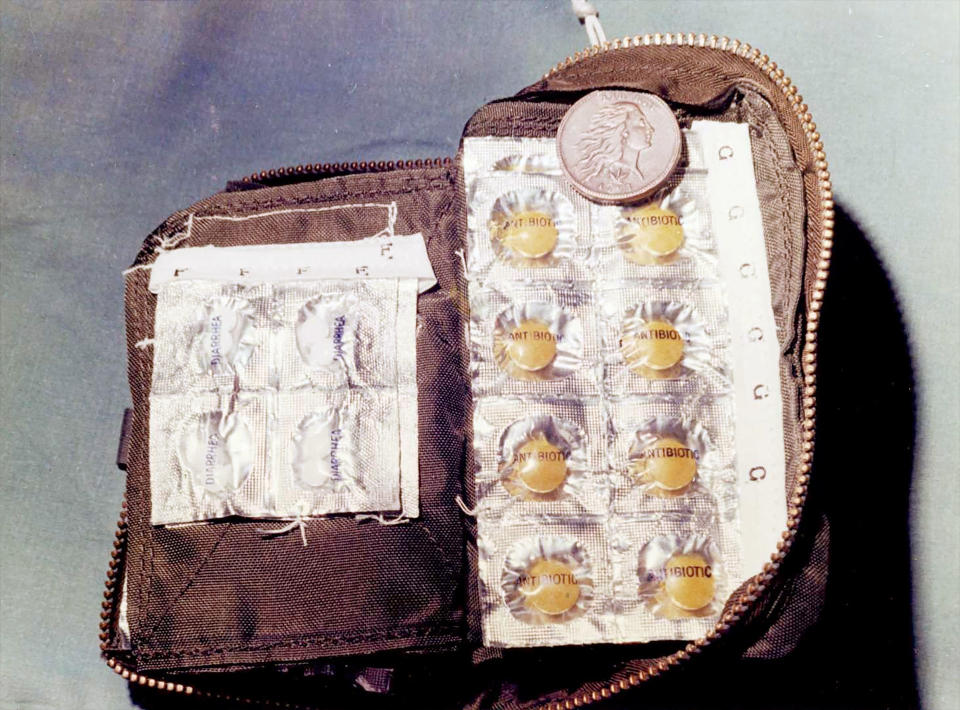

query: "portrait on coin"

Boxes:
[576, 100, 655, 188]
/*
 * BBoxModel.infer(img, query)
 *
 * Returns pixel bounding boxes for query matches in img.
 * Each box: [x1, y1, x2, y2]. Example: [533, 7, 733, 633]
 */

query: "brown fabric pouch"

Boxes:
[101, 36, 832, 709]
[121, 171, 469, 671]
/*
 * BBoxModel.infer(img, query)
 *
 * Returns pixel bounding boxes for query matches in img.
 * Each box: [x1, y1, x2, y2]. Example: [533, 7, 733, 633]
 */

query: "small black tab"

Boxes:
[116, 408, 133, 471]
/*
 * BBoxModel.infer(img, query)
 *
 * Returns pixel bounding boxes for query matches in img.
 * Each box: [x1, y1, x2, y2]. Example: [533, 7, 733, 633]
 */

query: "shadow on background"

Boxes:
[126, 203, 920, 710]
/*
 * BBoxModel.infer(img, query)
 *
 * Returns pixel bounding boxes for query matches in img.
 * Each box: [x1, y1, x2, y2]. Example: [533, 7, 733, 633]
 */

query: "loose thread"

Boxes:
[355, 512, 409, 526]
[385, 201, 398, 238]
[257, 513, 308, 546]
[122, 263, 153, 275]
[155, 230, 189, 254]
[453, 248, 467, 274]
[454, 495, 482, 517]
[367, 202, 399, 241]
[134, 338, 155, 349]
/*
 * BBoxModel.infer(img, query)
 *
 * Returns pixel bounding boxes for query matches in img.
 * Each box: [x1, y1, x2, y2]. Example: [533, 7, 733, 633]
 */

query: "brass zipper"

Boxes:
[101, 33, 832, 710]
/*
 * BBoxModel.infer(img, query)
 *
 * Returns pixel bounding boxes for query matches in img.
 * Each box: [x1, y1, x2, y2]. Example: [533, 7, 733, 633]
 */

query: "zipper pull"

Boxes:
[570, 0, 607, 46]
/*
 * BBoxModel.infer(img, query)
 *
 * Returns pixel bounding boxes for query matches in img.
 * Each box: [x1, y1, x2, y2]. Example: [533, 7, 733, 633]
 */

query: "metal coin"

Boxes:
[557, 90, 682, 204]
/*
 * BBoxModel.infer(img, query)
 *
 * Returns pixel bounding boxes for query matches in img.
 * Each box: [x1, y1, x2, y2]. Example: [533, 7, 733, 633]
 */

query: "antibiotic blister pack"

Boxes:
[148, 270, 421, 526]
[464, 129, 784, 647]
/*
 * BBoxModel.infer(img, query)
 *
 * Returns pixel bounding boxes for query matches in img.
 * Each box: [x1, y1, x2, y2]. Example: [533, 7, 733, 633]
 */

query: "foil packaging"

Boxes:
[595, 176, 718, 283]
[469, 283, 601, 399]
[478, 520, 610, 647]
[472, 396, 609, 517]
[466, 174, 594, 282]
[464, 133, 756, 647]
[149, 279, 413, 525]
[598, 284, 733, 397]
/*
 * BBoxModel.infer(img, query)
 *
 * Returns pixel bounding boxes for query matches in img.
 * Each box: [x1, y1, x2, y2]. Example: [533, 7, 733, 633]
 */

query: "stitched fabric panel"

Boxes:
[122, 168, 470, 670]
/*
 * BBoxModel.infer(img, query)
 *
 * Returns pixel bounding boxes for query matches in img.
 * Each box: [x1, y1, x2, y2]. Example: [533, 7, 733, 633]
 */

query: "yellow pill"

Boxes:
[515, 434, 568, 493]
[521, 558, 580, 615]
[497, 210, 558, 258]
[664, 553, 715, 611]
[633, 319, 684, 370]
[621, 204, 684, 261]
[507, 319, 557, 371]
[639, 436, 697, 491]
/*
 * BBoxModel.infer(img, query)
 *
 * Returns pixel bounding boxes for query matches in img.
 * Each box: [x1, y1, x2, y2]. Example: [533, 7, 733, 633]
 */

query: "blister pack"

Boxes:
[606, 395, 737, 518]
[149, 391, 269, 523]
[277, 280, 400, 390]
[593, 175, 718, 283]
[607, 524, 735, 642]
[472, 395, 610, 518]
[469, 282, 602, 399]
[466, 172, 595, 283]
[464, 120, 780, 648]
[150, 282, 271, 394]
[598, 282, 732, 396]
[148, 240, 427, 525]
[478, 518, 611, 647]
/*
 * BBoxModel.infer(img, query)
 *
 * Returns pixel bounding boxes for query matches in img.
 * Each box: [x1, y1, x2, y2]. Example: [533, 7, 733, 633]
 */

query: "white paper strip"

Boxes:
[695, 120, 788, 578]
[148, 233, 437, 294]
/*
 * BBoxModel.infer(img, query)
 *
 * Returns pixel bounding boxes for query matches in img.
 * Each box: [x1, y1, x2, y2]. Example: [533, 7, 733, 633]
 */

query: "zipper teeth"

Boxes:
[99, 502, 201, 698]
[99, 499, 308, 707]
[240, 156, 453, 184]
[99, 499, 126, 651]
[103, 33, 833, 709]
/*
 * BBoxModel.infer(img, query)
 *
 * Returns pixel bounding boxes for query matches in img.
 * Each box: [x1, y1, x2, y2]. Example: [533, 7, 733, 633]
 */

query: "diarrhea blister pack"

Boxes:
[464, 129, 784, 647]
[148, 262, 422, 525]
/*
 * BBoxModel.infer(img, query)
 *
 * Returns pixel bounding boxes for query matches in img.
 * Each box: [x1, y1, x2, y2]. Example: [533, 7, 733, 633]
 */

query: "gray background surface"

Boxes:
[1, 1, 957, 709]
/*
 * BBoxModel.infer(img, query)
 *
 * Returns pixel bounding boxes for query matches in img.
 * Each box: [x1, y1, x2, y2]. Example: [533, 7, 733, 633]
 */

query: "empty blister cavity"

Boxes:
[491, 152, 561, 174]
[502, 536, 594, 623]
[637, 534, 724, 619]
[192, 296, 257, 377]
[151, 282, 271, 394]
[295, 293, 358, 378]
[291, 405, 355, 494]
[278, 280, 398, 390]
[178, 409, 255, 496]
[272, 390, 401, 518]
[462, 136, 563, 178]
[150, 392, 268, 524]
